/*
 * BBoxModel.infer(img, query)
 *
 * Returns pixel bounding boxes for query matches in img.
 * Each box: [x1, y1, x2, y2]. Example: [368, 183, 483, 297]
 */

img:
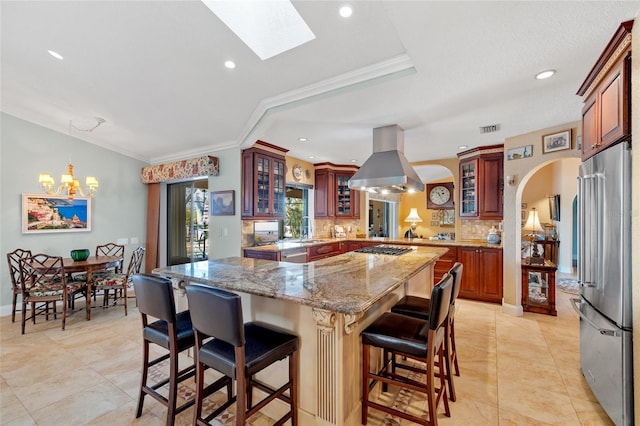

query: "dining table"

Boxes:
[60, 255, 123, 320]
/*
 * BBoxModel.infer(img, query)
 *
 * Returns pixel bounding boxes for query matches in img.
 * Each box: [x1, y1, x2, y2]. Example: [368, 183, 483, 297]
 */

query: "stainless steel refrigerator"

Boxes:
[575, 141, 633, 425]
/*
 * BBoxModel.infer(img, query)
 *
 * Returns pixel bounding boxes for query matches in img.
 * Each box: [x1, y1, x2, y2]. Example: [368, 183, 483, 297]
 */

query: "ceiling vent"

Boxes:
[480, 124, 500, 134]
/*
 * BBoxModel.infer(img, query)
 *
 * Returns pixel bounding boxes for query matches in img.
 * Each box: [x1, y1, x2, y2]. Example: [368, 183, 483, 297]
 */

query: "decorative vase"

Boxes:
[487, 226, 501, 244]
[70, 249, 90, 261]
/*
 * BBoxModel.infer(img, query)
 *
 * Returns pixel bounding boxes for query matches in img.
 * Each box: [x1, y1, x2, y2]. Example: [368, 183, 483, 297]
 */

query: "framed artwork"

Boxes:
[211, 190, 235, 216]
[442, 209, 455, 226]
[507, 145, 533, 160]
[22, 193, 92, 234]
[542, 130, 571, 154]
[548, 194, 560, 221]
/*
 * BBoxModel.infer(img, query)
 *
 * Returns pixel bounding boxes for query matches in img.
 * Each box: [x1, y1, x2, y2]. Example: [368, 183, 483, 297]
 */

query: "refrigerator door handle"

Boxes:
[570, 298, 621, 337]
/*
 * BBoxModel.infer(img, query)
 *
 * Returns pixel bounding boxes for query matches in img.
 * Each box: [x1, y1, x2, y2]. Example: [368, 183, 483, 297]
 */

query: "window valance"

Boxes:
[141, 155, 219, 184]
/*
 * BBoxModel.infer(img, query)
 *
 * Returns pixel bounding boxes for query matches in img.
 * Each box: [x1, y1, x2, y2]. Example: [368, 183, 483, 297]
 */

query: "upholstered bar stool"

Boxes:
[361, 273, 453, 426]
[185, 283, 299, 426]
[132, 274, 196, 426]
[390, 262, 463, 400]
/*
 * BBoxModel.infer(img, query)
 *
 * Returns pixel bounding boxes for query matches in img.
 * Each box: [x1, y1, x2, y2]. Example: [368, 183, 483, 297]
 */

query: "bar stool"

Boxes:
[361, 273, 453, 426]
[132, 274, 197, 426]
[185, 283, 299, 426]
[390, 262, 463, 400]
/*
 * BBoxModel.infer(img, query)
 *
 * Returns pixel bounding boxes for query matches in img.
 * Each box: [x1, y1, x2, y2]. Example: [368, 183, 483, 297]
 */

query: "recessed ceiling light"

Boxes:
[47, 50, 63, 60]
[224, 60, 236, 69]
[458, 145, 468, 150]
[308, 155, 315, 159]
[535, 69, 556, 80]
[298, 137, 307, 142]
[350, 159, 357, 163]
[339, 5, 353, 18]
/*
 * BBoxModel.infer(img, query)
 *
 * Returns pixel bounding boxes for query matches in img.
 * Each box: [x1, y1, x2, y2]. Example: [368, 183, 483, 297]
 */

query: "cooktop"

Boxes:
[354, 245, 412, 256]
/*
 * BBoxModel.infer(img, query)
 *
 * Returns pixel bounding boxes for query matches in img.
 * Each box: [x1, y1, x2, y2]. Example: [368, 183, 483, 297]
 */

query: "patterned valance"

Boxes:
[141, 155, 219, 184]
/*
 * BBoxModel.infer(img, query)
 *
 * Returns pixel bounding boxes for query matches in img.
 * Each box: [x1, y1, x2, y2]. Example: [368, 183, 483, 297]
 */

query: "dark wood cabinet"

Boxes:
[522, 261, 557, 316]
[457, 145, 503, 220]
[578, 21, 632, 161]
[307, 242, 342, 261]
[457, 246, 503, 303]
[340, 240, 362, 253]
[241, 141, 288, 219]
[432, 247, 457, 285]
[243, 249, 279, 261]
[314, 163, 360, 219]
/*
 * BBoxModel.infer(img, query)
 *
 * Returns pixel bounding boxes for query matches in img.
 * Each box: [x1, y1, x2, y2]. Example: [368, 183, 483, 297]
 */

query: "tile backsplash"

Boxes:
[459, 219, 502, 240]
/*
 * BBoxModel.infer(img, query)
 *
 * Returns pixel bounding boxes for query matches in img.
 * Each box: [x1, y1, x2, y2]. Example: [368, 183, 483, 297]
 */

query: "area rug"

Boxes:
[557, 278, 580, 295]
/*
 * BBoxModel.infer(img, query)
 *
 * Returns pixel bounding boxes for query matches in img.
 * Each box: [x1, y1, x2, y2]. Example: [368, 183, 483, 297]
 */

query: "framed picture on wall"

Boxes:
[542, 130, 571, 154]
[22, 193, 92, 234]
[210, 190, 235, 216]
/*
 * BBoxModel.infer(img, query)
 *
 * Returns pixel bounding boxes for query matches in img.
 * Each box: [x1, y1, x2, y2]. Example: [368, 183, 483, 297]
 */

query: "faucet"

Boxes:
[300, 216, 312, 241]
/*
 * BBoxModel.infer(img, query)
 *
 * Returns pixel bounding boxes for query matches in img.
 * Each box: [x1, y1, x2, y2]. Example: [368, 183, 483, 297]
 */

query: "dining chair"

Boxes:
[132, 274, 197, 426]
[92, 246, 145, 315]
[185, 283, 299, 426]
[361, 273, 453, 425]
[18, 254, 86, 334]
[7, 248, 32, 323]
[74, 243, 125, 302]
[390, 263, 464, 400]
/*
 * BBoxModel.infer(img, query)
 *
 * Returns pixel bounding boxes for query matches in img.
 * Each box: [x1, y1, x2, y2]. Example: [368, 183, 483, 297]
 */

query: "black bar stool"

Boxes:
[185, 283, 299, 426]
[361, 273, 453, 425]
[132, 274, 197, 426]
[390, 262, 463, 400]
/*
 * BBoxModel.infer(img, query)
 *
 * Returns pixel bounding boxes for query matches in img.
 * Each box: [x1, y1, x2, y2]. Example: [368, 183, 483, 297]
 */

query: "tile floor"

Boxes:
[0, 279, 613, 426]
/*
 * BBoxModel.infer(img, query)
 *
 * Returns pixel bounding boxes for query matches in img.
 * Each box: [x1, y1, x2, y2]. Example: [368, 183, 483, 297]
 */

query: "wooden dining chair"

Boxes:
[92, 246, 145, 315]
[74, 243, 125, 302]
[18, 254, 86, 334]
[7, 248, 32, 323]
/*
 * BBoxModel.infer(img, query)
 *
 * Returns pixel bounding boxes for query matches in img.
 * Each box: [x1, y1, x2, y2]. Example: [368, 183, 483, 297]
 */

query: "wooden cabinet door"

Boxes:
[241, 146, 287, 219]
[457, 247, 480, 299]
[315, 169, 335, 218]
[478, 155, 503, 219]
[581, 94, 598, 158]
[272, 158, 286, 217]
[599, 55, 629, 148]
[307, 242, 342, 261]
[480, 248, 503, 303]
[433, 247, 457, 285]
[241, 151, 255, 217]
[459, 159, 478, 217]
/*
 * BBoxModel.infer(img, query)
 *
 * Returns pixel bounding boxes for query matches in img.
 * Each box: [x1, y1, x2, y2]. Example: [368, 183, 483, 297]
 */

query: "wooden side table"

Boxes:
[521, 260, 557, 316]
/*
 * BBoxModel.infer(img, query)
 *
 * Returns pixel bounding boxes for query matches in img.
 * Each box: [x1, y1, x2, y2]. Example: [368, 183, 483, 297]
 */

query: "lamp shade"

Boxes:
[404, 208, 423, 223]
[524, 208, 544, 233]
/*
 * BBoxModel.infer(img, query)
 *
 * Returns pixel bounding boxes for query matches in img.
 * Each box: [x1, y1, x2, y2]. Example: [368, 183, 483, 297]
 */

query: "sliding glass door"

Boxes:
[167, 179, 209, 265]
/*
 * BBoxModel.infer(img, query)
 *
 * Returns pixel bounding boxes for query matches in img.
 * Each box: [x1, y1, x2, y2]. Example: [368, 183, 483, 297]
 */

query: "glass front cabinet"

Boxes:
[521, 261, 557, 316]
[242, 141, 288, 219]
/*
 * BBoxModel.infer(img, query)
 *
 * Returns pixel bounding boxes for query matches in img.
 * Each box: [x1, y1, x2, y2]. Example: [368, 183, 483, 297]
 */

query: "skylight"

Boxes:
[202, 0, 316, 60]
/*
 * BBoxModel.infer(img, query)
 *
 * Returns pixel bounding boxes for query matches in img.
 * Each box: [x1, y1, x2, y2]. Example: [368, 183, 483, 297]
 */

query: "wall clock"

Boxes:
[427, 182, 454, 209]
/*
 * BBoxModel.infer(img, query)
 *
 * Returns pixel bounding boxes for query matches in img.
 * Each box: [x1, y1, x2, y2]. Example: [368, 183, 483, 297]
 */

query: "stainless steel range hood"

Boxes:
[348, 125, 425, 193]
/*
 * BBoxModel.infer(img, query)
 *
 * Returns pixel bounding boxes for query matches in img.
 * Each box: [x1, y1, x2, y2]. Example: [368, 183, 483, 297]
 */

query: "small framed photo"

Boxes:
[431, 212, 439, 220]
[507, 145, 533, 160]
[210, 190, 235, 216]
[542, 130, 571, 154]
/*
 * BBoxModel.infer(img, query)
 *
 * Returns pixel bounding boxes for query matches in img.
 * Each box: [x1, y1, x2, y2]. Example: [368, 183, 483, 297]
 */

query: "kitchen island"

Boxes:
[154, 245, 446, 425]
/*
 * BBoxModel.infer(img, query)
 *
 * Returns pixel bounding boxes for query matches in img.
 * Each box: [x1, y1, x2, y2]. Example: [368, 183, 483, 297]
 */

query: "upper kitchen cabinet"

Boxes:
[457, 144, 504, 220]
[241, 141, 288, 219]
[314, 163, 360, 219]
[577, 20, 633, 161]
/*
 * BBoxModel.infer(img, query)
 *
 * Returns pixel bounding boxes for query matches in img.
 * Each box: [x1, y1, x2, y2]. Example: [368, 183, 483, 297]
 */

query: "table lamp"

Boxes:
[524, 207, 545, 264]
[404, 208, 422, 238]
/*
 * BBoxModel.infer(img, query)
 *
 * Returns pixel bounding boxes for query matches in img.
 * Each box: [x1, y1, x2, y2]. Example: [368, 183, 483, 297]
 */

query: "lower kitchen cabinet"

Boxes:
[243, 249, 279, 261]
[457, 247, 503, 303]
[433, 247, 457, 285]
[307, 242, 342, 261]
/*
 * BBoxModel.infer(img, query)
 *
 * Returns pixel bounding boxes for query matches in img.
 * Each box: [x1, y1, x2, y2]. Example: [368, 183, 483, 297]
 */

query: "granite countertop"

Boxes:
[154, 246, 447, 315]
[244, 237, 502, 252]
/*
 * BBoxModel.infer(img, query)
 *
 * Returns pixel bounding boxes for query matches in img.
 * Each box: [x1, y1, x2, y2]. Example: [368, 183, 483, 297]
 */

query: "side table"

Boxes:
[522, 260, 557, 316]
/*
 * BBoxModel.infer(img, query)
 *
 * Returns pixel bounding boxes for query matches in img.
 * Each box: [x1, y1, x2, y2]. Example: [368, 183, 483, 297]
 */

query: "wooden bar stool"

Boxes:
[132, 274, 197, 426]
[390, 262, 463, 400]
[185, 283, 299, 426]
[361, 273, 453, 425]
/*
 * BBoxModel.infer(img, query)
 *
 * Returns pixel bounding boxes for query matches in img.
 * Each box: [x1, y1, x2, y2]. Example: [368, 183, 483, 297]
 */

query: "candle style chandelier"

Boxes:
[38, 119, 103, 201]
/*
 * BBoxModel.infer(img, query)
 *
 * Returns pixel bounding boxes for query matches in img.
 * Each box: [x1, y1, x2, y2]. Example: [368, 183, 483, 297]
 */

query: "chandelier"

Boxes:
[39, 163, 99, 201]
[38, 119, 103, 201]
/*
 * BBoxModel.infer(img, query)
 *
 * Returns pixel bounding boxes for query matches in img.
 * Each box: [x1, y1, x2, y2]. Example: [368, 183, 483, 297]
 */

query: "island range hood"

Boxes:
[348, 125, 425, 193]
